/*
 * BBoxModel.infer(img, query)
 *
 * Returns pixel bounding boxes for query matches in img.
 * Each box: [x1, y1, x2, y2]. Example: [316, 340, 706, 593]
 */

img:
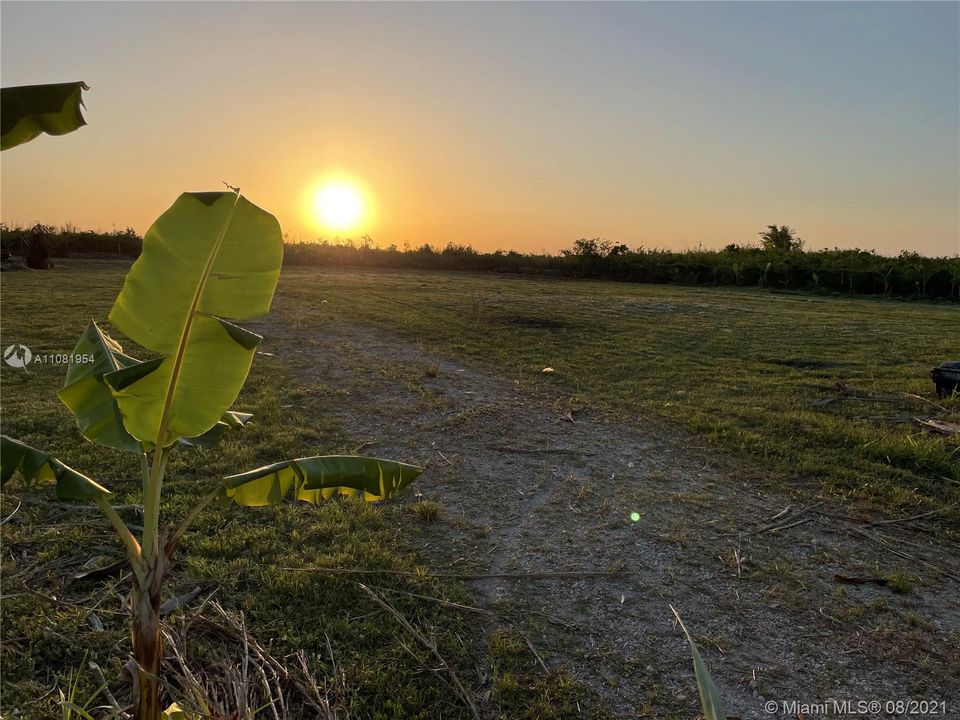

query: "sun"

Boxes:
[309, 180, 366, 234]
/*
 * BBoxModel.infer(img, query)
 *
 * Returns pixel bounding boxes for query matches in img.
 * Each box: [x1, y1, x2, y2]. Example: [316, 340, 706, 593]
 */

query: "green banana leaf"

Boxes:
[670, 606, 726, 720]
[178, 410, 253, 448]
[1, 82, 88, 151]
[223, 456, 423, 506]
[0, 435, 110, 500]
[59, 321, 254, 452]
[59, 321, 143, 452]
[106, 192, 282, 446]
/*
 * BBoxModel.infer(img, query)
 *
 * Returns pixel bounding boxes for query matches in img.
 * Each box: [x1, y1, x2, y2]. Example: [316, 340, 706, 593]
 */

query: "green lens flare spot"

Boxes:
[630, 512, 640, 522]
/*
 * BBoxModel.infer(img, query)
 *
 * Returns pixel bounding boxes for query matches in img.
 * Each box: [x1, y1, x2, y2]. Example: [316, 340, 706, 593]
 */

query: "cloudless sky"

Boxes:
[2, 1, 958, 256]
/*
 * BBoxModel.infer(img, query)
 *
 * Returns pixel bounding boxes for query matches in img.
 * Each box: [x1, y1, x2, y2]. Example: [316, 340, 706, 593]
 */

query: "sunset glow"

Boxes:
[1, 3, 957, 254]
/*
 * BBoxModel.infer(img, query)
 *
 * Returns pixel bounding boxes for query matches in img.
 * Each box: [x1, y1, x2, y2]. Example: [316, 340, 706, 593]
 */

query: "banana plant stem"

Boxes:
[141, 447, 168, 564]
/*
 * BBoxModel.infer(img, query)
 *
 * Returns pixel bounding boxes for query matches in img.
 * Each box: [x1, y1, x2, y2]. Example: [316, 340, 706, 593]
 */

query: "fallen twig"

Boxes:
[359, 583, 480, 720]
[913, 418, 960, 436]
[516, 627, 550, 674]
[729, 501, 823, 538]
[281, 566, 642, 581]
[862, 508, 948, 529]
[486, 445, 595, 456]
[444, 570, 642, 581]
[366, 585, 493, 617]
[845, 526, 960, 582]
[88, 659, 127, 717]
[1, 497, 22, 526]
[902, 393, 950, 414]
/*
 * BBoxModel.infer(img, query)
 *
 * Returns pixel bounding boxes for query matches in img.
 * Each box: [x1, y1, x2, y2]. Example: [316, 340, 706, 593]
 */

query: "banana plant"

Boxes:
[0, 190, 422, 720]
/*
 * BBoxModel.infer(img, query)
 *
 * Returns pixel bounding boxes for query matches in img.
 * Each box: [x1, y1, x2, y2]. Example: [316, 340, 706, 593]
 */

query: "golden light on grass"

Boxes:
[306, 178, 368, 235]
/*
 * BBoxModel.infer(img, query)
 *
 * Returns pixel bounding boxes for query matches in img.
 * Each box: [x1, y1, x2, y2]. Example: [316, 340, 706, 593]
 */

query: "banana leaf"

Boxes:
[1, 82, 88, 150]
[106, 192, 282, 446]
[224, 456, 423, 506]
[670, 606, 726, 720]
[60, 321, 255, 452]
[0, 435, 110, 500]
[178, 411, 253, 448]
[59, 321, 142, 452]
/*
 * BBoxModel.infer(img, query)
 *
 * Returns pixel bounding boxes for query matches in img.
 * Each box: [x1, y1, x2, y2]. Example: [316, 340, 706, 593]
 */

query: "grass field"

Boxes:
[1, 259, 957, 718]
[275, 266, 959, 527]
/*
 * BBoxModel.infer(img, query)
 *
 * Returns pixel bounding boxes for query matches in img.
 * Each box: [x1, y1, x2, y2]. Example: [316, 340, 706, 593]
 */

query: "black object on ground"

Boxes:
[930, 361, 960, 398]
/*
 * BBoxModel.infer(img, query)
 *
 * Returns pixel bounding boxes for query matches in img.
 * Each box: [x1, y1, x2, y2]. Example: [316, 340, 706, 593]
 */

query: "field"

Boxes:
[2, 260, 958, 718]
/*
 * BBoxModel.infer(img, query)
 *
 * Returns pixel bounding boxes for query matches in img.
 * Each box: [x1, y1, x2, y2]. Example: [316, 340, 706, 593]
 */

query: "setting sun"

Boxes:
[309, 180, 366, 234]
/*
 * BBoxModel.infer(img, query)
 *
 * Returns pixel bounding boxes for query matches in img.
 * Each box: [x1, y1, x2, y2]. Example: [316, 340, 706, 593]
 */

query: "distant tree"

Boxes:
[25, 222, 53, 269]
[562, 238, 629, 258]
[563, 238, 601, 257]
[759, 225, 803, 252]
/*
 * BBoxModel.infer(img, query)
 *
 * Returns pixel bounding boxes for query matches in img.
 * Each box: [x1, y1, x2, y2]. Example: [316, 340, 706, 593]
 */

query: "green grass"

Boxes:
[0, 260, 594, 719]
[271, 266, 959, 529]
[411, 499, 442, 523]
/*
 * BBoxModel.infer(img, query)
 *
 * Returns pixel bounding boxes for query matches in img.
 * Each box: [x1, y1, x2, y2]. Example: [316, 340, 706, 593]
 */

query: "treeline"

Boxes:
[0, 223, 142, 258]
[286, 238, 960, 300]
[2, 222, 957, 300]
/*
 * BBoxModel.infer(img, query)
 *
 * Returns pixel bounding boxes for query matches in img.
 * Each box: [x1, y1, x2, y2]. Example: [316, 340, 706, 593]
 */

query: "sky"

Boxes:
[1, 1, 958, 256]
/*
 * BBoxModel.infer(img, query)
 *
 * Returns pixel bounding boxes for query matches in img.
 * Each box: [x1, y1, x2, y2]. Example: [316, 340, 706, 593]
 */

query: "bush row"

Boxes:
[0, 223, 142, 258]
[285, 240, 960, 300]
[2, 223, 956, 300]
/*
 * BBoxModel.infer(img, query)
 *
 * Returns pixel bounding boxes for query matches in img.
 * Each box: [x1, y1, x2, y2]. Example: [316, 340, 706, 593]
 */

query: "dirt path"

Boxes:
[258, 315, 960, 719]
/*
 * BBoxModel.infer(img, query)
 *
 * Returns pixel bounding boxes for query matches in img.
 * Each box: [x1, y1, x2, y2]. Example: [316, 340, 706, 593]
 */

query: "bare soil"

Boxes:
[258, 313, 960, 719]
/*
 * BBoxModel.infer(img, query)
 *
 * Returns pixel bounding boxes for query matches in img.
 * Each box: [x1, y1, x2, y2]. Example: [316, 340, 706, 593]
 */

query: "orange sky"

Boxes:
[2, 2, 958, 256]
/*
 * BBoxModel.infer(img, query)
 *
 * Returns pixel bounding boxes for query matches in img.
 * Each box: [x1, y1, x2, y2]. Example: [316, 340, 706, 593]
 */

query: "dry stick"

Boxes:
[331, 582, 581, 631]
[754, 516, 814, 535]
[436, 448, 455, 466]
[845, 526, 960, 583]
[283, 566, 643, 582]
[160, 626, 205, 714]
[516, 628, 550, 675]
[0, 498, 22, 526]
[447, 570, 643, 581]
[835, 387, 951, 415]
[88, 660, 127, 718]
[367, 586, 494, 617]
[322, 631, 350, 715]
[765, 505, 793, 524]
[862, 508, 948, 529]
[359, 583, 481, 720]
[324, 633, 339, 683]
[367, 585, 552, 675]
[292, 650, 331, 719]
[485, 444, 596, 457]
[257, 662, 282, 720]
[731, 501, 823, 538]
[900, 392, 950, 414]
